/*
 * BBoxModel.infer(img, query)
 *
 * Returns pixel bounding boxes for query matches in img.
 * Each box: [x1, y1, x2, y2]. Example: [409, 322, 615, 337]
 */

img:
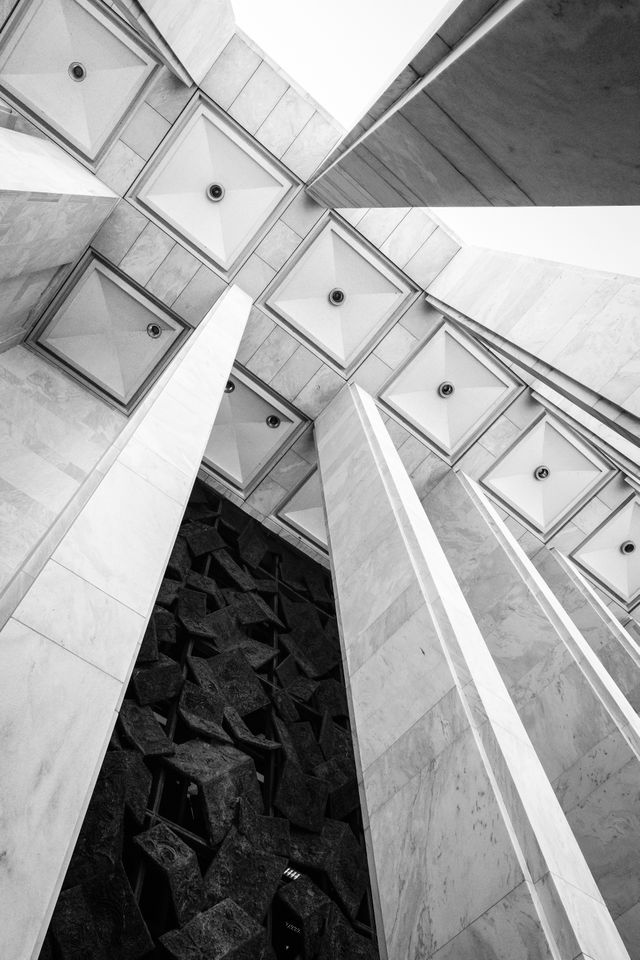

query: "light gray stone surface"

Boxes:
[316, 383, 630, 960]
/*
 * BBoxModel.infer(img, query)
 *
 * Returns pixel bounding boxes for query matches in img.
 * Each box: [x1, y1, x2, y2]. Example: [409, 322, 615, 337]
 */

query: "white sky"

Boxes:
[232, 0, 640, 279]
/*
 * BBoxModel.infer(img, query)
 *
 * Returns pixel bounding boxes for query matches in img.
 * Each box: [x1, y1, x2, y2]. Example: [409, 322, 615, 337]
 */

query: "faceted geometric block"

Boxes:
[30, 254, 188, 413]
[52, 863, 153, 960]
[380, 321, 520, 461]
[0, 0, 156, 163]
[237, 798, 290, 858]
[181, 522, 226, 557]
[263, 216, 415, 374]
[159, 898, 265, 960]
[202, 367, 304, 494]
[135, 822, 205, 926]
[64, 763, 125, 888]
[206, 650, 270, 716]
[274, 759, 328, 833]
[204, 827, 287, 919]
[481, 415, 612, 538]
[277, 469, 328, 550]
[280, 596, 339, 678]
[132, 653, 183, 705]
[224, 705, 280, 753]
[134, 95, 294, 274]
[289, 820, 368, 920]
[276, 877, 332, 960]
[317, 903, 378, 960]
[573, 496, 640, 607]
[164, 740, 262, 845]
[118, 700, 175, 757]
[178, 681, 231, 744]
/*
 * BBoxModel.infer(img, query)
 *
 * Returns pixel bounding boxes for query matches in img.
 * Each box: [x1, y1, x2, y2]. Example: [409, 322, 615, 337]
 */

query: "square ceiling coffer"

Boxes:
[572, 496, 640, 608]
[132, 95, 296, 276]
[262, 215, 416, 375]
[202, 368, 305, 496]
[0, 0, 157, 164]
[277, 469, 328, 551]
[29, 253, 189, 413]
[380, 321, 521, 462]
[481, 414, 613, 540]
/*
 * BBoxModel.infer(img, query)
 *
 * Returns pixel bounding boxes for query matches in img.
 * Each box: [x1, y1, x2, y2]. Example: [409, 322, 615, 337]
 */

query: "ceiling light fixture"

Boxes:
[224, 380, 235, 393]
[438, 381, 455, 398]
[146, 322, 162, 339]
[328, 287, 345, 306]
[534, 465, 550, 481]
[206, 182, 225, 202]
[621, 540, 636, 555]
[68, 61, 86, 82]
[266, 414, 281, 428]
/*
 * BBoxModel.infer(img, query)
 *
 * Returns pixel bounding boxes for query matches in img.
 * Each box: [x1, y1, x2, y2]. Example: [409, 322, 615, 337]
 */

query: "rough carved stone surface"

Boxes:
[166, 537, 191, 581]
[154, 606, 177, 646]
[318, 904, 378, 960]
[290, 820, 368, 919]
[204, 827, 287, 919]
[137, 617, 158, 663]
[274, 759, 329, 833]
[178, 681, 231, 743]
[132, 653, 184, 705]
[237, 798, 291, 858]
[276, 877, 332, 960]
[225, 705, 281, 753]
[119, 700, 175, 757]
[279, 597, 339, 678]
[135, 822, 205, 925]
[64, 765, 125, 888]
[164, 740, 262, 844]
[211, 550, 257, 591]
[206, 650, 270, 716]
[186, 570, 226, 606]
[159, 898, 265, 960]
[181, 522, 226, 557]
[52, 863, 153, 960]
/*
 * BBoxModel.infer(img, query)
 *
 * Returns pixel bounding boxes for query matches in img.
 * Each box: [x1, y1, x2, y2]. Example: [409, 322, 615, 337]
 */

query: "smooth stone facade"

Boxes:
[315, 383, 629, 960]
[425, 470, 640, 957]
[0, 127, 116, 349]
[0, 285, 250, 960]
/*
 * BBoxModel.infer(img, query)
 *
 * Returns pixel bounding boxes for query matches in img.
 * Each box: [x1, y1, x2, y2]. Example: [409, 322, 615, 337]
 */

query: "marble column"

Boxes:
[425, 470, 640, 956]
[315, 383, 629, 960]
[0, 127, 116, 349]
[0, 285, 251, 960]
[112, 0, 234, 84]
[533, 548, 640, 713]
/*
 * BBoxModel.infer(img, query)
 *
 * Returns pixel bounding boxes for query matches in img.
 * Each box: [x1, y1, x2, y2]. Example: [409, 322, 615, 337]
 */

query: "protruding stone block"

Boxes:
[204, 827, 287, 919]
[159, 898, 264, 960]
[135, 822, 205, 925]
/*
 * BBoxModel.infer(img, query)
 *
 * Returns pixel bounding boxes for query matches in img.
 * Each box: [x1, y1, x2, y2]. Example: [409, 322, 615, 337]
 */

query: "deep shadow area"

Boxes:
[39, 479, 379, 960]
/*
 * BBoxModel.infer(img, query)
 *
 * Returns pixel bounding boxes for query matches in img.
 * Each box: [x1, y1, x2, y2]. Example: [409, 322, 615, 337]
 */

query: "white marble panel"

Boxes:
[0, 619, 119, 960]
[52, 460, 183, 616]
[316, 384, 629, 960]
[12, 559, 144, 681]
[367, 728, 525, 960]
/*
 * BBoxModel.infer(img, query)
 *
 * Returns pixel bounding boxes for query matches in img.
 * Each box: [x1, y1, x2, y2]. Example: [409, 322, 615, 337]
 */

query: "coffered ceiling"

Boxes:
[0, 0, 156, 163]
[3, 5, 638, 623]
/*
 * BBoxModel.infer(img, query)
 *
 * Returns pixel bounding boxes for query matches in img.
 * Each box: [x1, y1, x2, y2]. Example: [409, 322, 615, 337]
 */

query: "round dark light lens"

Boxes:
[266, 414, 281, 428]
[438, 381, 455, 398]
[328, 288, 345, 306]
[146, 323, 162, 339]
[224, 380, 235, 393]
[69, 62, 86, 81]
[621, 540, 636, 555]
[206, 182, 225, 202]
[534, 465, 550, 481]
